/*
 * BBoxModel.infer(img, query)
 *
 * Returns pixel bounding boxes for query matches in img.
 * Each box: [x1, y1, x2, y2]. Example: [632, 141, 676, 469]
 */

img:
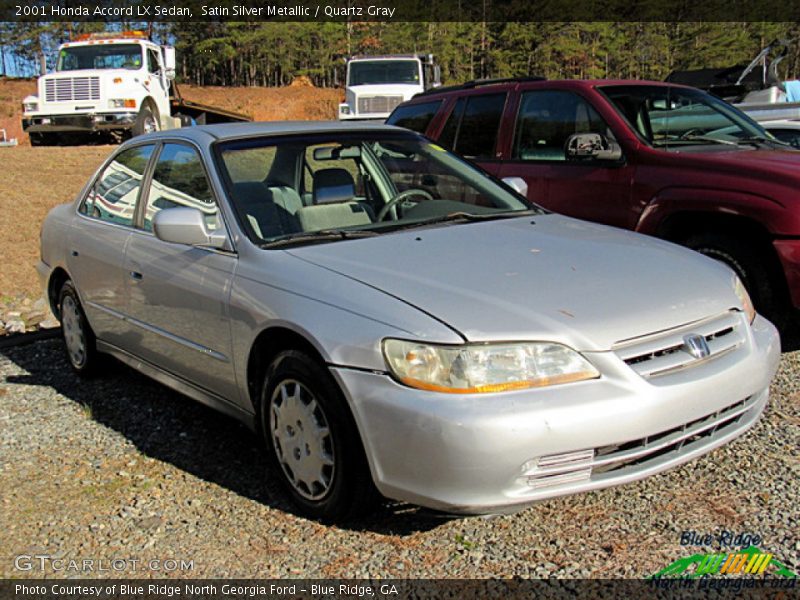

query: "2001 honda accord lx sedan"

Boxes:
[38, 122, 780, 520]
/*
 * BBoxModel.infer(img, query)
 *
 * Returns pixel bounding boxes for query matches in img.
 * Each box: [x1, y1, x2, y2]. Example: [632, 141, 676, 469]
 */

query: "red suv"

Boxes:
[387, 78, 800, 329]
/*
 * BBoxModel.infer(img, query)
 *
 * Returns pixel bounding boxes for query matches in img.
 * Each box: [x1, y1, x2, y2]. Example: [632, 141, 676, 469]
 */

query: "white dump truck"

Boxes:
[338, 54, 441, 121]
[22, 31, 249, 146]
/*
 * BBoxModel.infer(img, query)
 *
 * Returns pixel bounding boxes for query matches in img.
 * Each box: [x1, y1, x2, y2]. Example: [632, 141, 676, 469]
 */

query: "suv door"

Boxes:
[434, 92, 508, 176]
[122, 142, 238, 400]
[70, 144, 155, 345]
[497, 89, 636, 228]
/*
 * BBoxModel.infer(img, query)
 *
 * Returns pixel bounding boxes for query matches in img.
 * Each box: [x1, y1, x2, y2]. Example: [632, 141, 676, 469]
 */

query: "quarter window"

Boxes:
[386, 101, 442, 134]
[80, 145, 154, 227]
[144, 144, 218, 232]
[513, 90, 613, 161]
[438, 93, 506, 160]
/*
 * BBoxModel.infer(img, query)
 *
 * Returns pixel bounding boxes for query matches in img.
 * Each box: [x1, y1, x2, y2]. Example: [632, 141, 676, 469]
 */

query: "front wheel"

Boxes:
[58, 280, 99, 376]
[260, 350, 378, 521]
[684, 232, 787, 327]
[132, 104, 159, 136]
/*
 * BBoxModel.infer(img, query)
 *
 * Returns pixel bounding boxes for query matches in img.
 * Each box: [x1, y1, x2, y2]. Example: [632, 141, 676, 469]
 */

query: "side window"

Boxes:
[80, 145, 154, 227]
[438, 94, 506, 160]
[147, 49, 160, 74]
[513, 90, 613, 161]
[386, 101, 442, 134]
[144, 144, 219, 232]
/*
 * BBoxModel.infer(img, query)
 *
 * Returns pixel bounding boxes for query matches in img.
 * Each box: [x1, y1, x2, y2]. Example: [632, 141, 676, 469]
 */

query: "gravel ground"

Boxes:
[0, 337, 797, 579]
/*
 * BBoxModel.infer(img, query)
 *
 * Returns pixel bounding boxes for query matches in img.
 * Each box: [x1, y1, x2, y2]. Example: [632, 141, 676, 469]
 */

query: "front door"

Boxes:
[122, 142, 238, 400]
[497, 89, 637, 229]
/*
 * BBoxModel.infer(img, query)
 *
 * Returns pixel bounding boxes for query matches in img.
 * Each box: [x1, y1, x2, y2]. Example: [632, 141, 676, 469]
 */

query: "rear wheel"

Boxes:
[58, 280, 99, 376]
[684, 232, 787, 327]
[260, 350, 378, 521]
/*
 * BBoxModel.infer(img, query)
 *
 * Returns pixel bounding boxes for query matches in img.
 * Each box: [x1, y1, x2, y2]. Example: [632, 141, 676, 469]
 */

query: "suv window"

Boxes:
[386, 100, 442, 133]
[513, 90, 612, 161]
[438, 93, 506, 160]
[80, 145, 154, 227]
[144, 143, 218, 232]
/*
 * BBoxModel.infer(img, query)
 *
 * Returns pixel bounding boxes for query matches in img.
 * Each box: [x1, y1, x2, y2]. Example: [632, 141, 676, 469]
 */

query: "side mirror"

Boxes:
[501, 177, 528, 198]
[162, 46, 176, 79]
[565, 133, 622, 161]
[152, 207, 228, 249]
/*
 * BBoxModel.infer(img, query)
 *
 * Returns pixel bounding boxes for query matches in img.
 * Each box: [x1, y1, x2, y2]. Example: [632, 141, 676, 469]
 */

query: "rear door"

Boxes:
[434, 92, 509, 177]
[496, 89, 636, 228]
[68, 144, 155, 346]
[122, 141, 238, 400]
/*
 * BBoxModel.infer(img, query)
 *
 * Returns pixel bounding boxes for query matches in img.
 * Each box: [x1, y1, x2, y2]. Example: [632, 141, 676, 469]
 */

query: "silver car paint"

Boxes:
[38, 122, 781, 514]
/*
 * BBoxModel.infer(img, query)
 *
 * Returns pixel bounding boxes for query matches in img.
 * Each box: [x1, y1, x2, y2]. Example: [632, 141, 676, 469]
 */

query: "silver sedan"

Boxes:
[38, 122, 780, 520]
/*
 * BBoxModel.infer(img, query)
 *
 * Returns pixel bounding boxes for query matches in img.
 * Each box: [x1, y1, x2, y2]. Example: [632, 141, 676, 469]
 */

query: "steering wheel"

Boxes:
[679, 128, 705, 140]
[377, 188, 434, 221]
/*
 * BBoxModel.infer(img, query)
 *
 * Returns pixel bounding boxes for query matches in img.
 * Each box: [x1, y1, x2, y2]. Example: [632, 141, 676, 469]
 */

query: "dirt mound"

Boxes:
[0, 78, 37, 146]
[289, 75, 315, 87]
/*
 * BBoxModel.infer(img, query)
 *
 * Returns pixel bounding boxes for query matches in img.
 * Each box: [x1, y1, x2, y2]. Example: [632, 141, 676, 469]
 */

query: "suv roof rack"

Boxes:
[416, 76, 546, 97]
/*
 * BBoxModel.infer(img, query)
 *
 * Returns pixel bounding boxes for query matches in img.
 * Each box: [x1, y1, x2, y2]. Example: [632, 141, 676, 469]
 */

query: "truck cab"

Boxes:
[22, 31, 176, 144]
[338, 55, 441, 121]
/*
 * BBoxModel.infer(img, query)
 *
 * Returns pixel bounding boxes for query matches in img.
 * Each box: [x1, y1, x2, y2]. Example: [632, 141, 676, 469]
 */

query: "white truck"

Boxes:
[22, 31, 249, 146]
[338, 54, 441, 121]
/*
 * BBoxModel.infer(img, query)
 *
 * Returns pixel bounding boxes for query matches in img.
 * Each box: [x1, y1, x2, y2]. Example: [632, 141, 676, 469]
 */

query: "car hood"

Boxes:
[287, 215, 741, 351]
[669, 146, 800, 188]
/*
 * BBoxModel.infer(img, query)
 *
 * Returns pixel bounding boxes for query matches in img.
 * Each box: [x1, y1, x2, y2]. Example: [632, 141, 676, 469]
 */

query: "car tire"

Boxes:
[132, 103, 159, 136]
[684, 232, 787, 327]
[260, 350, 378, 522]
[58, 280, 99, 376]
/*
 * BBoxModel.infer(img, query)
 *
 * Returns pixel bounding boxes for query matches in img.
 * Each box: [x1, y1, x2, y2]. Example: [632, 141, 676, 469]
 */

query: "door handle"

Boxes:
[129, 271, 143, 281]
[71, 250, 79, 257]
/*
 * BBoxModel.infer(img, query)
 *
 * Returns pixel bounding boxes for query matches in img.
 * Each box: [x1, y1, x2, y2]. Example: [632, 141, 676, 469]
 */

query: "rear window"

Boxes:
[386, 101, 442, 134]
[437, 93, 507, 160]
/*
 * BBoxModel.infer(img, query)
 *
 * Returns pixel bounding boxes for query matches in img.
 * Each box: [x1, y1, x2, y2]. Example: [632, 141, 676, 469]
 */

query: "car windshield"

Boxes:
[57, 44, 143, 71]
[600, 84, 771, 149]
[348, 60, 420, 86]
[215, 132, 535, 247]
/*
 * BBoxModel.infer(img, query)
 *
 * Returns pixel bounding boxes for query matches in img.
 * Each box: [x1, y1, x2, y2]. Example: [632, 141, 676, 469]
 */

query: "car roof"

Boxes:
[407, 78, 692, 103]
[129, 121, 412, 146]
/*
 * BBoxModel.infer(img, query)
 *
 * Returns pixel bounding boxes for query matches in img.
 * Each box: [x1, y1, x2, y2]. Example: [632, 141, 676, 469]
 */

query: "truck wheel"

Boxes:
[684, 232, 786, 326]
[259, 350, 379, 522]
[133, 104, 159, 136]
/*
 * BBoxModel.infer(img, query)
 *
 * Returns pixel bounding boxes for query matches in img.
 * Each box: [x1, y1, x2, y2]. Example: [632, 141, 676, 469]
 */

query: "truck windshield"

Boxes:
[348, 60, 420, 86]
[57, 44, 143, 71]
[600, 85, 770, 148]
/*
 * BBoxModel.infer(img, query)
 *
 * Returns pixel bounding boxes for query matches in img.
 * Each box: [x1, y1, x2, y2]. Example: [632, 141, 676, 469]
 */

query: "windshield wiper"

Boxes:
[736, 135, 791, 148]
[677, 135, 739, 146]
[391, 209, 538, 231]
[260, 229, 379, 249]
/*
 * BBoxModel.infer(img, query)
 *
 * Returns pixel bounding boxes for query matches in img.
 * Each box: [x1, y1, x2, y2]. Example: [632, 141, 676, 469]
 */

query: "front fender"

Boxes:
[636, 187, 790, 236]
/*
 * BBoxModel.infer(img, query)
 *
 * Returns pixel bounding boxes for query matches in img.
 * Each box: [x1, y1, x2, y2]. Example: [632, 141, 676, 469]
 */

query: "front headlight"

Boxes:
[23, 102, 38, 112]
[382, 339, 600, 394]
[734, 276, 756, 324]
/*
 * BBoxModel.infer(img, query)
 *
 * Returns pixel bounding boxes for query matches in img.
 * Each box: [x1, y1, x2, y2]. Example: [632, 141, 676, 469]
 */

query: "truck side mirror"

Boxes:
[433, 65, 442, 87]
[565, 133, 622, 161]
[163, 46, 176, 79]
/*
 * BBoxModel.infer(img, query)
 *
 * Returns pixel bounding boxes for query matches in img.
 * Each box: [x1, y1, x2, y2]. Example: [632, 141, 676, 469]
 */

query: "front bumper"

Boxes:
[22, 112, 137, 133]
[332, 314, 780, 514]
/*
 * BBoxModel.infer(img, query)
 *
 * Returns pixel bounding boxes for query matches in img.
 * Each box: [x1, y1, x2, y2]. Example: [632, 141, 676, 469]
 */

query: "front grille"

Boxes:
[357, 95, 402, 114]
[45, 77, 101, 102]
[613, 311, 745, 379]
[525, 395, 757, 489]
